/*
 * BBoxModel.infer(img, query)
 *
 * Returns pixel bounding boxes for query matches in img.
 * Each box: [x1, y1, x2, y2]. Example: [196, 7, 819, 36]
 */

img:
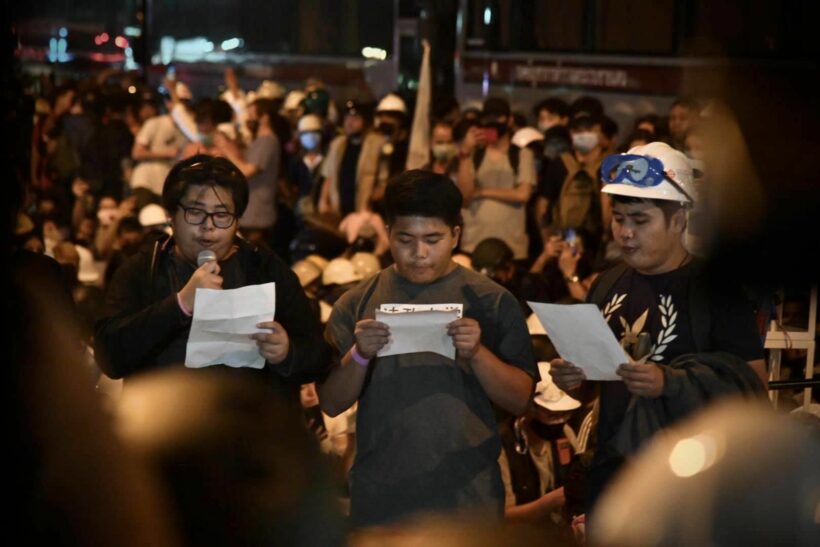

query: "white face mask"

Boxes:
[572, 131, 599, 153]
[431, 143, 458, 162]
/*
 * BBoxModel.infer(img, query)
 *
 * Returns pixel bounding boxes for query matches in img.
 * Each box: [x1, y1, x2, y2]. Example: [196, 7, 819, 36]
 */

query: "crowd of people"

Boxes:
[11, 66, 818, 545]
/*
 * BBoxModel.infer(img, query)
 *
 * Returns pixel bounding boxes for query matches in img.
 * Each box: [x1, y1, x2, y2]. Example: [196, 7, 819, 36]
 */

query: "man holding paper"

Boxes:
[318, 170, 536, 527]
[95, 155, 327, 398]
[548, 142, 766, 515]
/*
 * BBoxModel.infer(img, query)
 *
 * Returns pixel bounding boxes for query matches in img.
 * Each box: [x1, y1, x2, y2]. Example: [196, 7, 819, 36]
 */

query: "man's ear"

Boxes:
[671, 208, 688, 234]
[451, 225, 461, 249]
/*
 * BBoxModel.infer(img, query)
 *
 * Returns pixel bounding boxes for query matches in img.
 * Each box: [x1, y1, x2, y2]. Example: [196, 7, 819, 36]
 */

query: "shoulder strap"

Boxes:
[587, 262, 630, 307]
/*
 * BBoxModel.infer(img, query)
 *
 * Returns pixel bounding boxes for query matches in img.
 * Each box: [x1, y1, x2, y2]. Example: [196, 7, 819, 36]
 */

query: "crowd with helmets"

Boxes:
[15, 63, 815, 546]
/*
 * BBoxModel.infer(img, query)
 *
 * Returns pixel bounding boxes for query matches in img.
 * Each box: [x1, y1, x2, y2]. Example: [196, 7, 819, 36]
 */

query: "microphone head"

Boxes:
[197, 250, 217, 267]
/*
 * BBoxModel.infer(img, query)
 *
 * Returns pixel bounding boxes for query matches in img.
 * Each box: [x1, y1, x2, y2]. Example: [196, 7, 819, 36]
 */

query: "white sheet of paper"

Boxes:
[527, 301, 627, 381]
[375, 308, 461, 360]
[185, 282, 276, 370]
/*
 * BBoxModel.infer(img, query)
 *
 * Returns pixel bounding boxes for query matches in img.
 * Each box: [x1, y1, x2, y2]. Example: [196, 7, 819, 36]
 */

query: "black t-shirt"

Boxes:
[339, 139, 362, 216]
[596, 260, 764, 450]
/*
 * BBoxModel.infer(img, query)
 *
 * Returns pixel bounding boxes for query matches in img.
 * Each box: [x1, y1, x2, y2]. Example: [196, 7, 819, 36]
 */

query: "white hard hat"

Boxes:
[256, 80, 286, 100]
[376, 93, 406, 114]
[511, 126, 545, 149]
[297, 114, 323, 133]
[601, 141, 695, 204]
[304, 254, 329, 271]
[350, 252, 381, 278]
[175, 81, 192, 101]
[284, 90, 306, 111]
[138, 204, 168, 227]
[534, 362, 581, 411]
[322, 257, 363, 286]
[76, 244, 100, 284]
[291, 259, 322, 287]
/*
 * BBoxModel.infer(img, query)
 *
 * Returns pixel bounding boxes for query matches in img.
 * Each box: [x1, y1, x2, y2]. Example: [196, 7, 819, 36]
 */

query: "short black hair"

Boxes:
[162, 154, 249, 217]
[610, 194, 686, 224]
[194, 99, 218, 125]
[569, 114, 596, 132]
[569, 96, 604, 119]
[482, 97, 511, 118]
[116, 215, 143, 236]
[533, 97, 569, 119]
[384, 170, 463, 228]
[251, 98, 280, 124]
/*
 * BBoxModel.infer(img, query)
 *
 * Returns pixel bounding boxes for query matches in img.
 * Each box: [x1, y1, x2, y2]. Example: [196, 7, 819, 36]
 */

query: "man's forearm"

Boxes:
[317, 348, 368, 417]
[468, 345, 534, 415]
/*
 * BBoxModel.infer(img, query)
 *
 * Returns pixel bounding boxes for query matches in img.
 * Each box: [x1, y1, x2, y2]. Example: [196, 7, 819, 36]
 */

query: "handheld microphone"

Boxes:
[197, 250, 217, 267]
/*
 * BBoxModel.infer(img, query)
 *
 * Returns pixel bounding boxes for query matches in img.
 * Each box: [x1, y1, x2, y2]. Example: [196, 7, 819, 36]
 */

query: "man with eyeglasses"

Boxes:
[95, 155, 328, 398]
[547, 142, 766, 521]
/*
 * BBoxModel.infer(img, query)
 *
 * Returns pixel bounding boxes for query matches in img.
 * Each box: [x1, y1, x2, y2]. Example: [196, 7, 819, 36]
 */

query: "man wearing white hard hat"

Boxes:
[548, 141, 766, 518]
[369, 93, 411, 207]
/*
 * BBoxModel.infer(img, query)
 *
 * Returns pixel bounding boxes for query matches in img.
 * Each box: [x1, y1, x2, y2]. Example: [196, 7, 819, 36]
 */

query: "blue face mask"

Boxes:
[300, 132, 321, 151]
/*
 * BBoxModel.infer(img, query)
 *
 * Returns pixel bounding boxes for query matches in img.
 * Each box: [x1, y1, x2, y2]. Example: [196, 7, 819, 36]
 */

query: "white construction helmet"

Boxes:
[322, 257, 363, 286]
[297, 114, 322, 133]
[139, 204, 168, 227]
[511, 127, 545, 149]
[256, 80, 286, 100]
[304, 254, 329, 271]
[534, 362, 581, 412]
[291, 259, 322, 288]
[601, 141, 695, 204]
[283, 90, 306, 111]
[350, 252, 380, 278]
[376, 93, 407, 114]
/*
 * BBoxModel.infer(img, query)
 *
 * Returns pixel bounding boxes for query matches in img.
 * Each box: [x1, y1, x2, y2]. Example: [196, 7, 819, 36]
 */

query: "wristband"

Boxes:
[350, 345, 371, 367]
[176, 291, 193, 317]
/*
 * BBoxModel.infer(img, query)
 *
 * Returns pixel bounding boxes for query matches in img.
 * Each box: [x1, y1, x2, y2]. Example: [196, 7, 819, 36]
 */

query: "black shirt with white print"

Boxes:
[596, 259, 764, 450]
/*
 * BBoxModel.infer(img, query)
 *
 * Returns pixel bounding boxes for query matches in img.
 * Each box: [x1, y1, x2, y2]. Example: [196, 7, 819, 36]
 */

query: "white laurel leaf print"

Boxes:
[655, 344, 667, 354]
[651, 354, 664, 362]
[661, 315, 668, 328]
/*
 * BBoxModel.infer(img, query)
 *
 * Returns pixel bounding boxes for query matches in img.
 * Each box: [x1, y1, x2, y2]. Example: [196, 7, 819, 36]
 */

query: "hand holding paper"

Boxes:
[528, 302, 629, 381]
[249, 320, 289, 364]
[447, 317, 482, 360]
[353, 319, 391, 359]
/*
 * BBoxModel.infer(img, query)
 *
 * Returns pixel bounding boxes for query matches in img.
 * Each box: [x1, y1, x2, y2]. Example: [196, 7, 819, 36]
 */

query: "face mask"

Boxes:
[198, 132, 214, 147]
[245, 120, 259, 138]
[378, 121, 396, 137]
[299, 132, 321, 151]
[572, 131, 599, 153]
[431, 143, 458, 162]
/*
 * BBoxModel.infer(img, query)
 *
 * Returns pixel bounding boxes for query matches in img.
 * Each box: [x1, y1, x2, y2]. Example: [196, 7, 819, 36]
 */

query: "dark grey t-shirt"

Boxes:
[325, 265, 536, 526]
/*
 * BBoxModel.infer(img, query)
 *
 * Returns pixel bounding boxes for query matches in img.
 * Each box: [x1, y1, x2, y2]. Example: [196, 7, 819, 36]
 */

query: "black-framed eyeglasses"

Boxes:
[178, 203, 237, 229]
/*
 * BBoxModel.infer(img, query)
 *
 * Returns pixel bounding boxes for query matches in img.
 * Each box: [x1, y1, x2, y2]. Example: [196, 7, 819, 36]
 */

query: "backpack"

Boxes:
[552, 152, 602, 231]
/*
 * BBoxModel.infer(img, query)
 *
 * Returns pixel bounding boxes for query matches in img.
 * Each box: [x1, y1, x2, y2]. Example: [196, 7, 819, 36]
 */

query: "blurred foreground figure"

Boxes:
[591, 400, 820, 547]
[116, 368, 345, 546]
